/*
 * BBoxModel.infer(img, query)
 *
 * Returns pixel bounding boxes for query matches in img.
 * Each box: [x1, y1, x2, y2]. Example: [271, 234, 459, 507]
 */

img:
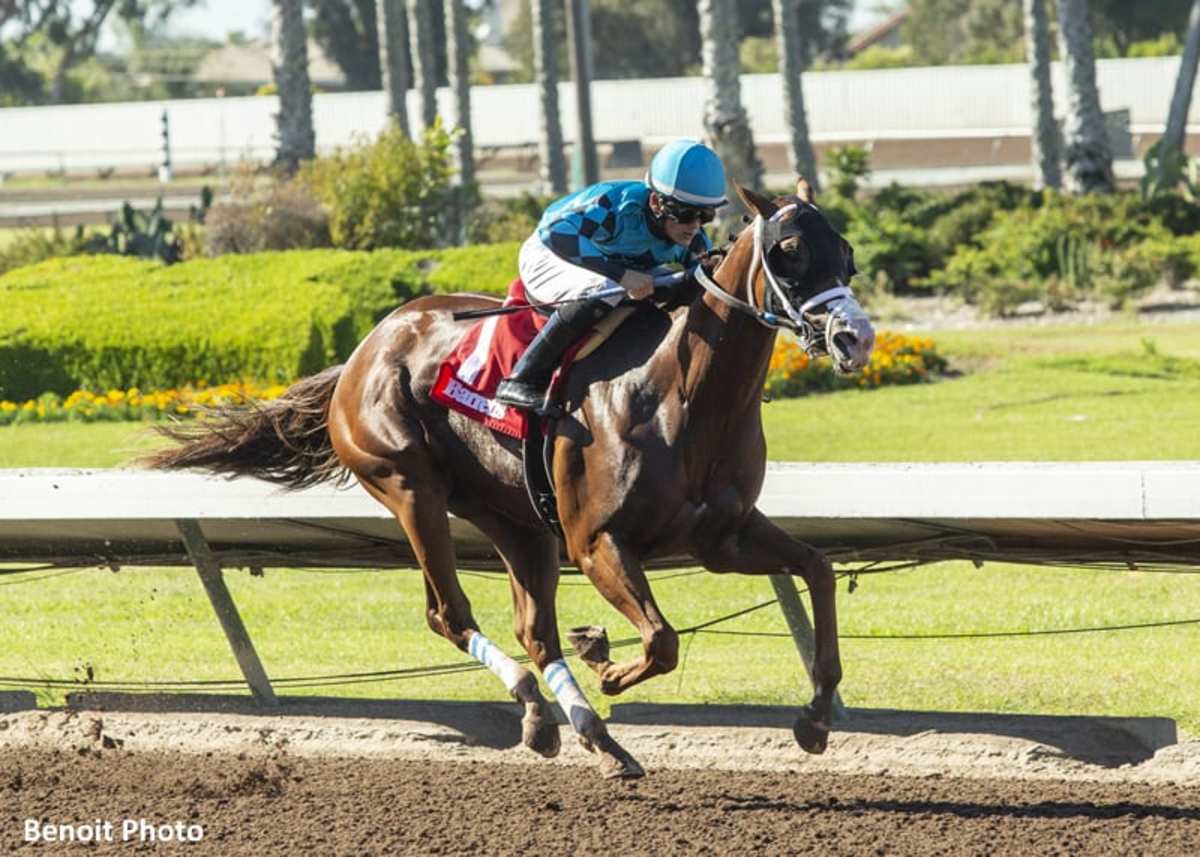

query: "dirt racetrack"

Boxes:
[3, 696, 1200, 855]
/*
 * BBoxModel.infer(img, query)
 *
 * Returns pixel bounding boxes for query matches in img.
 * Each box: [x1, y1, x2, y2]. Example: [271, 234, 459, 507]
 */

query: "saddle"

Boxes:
[431, 279, 633, 536]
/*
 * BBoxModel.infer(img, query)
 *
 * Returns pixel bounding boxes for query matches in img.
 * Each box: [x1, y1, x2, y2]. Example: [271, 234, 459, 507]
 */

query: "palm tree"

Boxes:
[272, 0, 316, 171]
[772, 0, 819, 191]
[1161, 0, 1200, 160]
[531, 0, 567, 194]
[1024, 0, 1061, 189]
[408, 0, 438, 129]
[444, 0, 474, 188]
[376, 0, 411, 135]
[699, 0, 763, 215]
[1055, 0, 1115, 193]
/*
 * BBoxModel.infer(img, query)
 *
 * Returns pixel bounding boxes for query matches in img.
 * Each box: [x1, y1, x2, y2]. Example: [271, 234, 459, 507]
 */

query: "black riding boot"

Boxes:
[495, 298, 613, 410]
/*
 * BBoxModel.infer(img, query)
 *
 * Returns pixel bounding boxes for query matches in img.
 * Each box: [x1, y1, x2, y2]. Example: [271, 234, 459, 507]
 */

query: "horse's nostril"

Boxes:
[832, 331, 856, 355]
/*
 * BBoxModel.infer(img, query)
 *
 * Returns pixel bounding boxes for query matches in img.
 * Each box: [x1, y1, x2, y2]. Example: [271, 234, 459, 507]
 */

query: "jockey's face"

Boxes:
[649, 192, 710, 248]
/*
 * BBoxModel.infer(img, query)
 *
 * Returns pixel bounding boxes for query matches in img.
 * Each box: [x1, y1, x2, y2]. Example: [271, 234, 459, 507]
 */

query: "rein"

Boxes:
[693, 204, 855, 357]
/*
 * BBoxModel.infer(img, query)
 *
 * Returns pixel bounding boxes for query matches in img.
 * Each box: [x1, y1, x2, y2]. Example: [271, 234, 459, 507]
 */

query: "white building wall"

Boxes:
[0, 57, 1192, 175]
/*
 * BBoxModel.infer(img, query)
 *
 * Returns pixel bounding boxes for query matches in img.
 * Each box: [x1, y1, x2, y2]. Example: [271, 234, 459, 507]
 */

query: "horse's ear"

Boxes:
[735, 184, 778, 219]
[796, 176, 815, 204]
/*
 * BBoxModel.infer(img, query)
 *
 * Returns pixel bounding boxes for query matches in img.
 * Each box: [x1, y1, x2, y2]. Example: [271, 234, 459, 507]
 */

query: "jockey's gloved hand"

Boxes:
[699, 249, 724, 274]
[619, 270, 655, 300]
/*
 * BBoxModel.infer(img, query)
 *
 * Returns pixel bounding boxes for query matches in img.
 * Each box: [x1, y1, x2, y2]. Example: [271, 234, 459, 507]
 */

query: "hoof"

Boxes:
[598, 672, 623, 697]
[567, 625, 611, 668]
[597, 747, 646, 780]
[792, 705, 831, 755]
[582, 731, 645, 779]
[523, 713, 561, 759]
[573, 711, 645, 779]
[511, 671, 561, 759]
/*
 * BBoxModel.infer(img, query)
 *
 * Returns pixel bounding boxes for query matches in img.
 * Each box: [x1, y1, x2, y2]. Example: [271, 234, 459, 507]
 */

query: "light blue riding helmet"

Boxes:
[646, 139, 728, 208]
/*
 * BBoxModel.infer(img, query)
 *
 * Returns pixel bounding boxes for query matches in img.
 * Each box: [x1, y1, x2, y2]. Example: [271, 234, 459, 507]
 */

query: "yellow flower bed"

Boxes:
[0, 333, 945, 425]
[764, 330, 946, 398]
[0, 381, 288, 426]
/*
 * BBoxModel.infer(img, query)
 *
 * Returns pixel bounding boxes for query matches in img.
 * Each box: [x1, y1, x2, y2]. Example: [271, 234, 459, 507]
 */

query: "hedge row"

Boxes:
[1, 330, 950, 423]
[0, 243, 519, 400]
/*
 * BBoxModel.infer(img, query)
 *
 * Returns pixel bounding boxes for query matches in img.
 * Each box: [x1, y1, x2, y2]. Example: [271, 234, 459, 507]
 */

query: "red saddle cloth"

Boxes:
[430, 278, 579, 439]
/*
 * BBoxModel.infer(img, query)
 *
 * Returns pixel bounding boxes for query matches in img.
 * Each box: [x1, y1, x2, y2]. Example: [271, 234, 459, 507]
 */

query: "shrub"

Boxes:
[0, 381, 289, 426]
[1093, 245, 1163, 309]
[1135, 192, 1200, 236]
[845, 207, 938, 292]
[0, 225, 98, 276]
[425, 241, 521, 296]
[923, 194, 1176, 314]
[204, 168, 330, 255]
[1136, 234, 1195, 288]
[0, 252, 400, 399]
[464, 193, 549, 245]
[300, 118, 457, 250]
[842, 44, 917, 70]
[0, 243, 521, 400]
[826, 146, 871, 200]
[2, 328, 943, 425]
[765, 331, 946, 398]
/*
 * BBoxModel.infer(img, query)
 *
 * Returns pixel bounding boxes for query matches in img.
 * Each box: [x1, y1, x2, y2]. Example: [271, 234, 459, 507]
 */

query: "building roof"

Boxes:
[192, 40, 346, 87]
[846, 7, 911, 56]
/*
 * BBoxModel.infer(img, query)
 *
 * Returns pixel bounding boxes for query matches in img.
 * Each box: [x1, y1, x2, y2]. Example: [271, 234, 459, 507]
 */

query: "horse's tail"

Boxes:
[138, 365, 347, 489]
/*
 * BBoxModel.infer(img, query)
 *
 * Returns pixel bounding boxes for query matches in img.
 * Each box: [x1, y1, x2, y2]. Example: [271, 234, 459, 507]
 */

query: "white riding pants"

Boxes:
[518, 234, 626, 308]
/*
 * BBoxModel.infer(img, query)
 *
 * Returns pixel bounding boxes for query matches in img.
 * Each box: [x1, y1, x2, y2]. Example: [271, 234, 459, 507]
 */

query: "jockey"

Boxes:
[494, 138, 728, 411]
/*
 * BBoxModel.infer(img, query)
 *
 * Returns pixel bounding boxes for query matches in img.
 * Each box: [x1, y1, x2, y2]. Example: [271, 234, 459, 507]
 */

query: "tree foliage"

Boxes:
[309, 0, 381, 90]
[905, 0, 1195, 66]
[0, 0, 200, 104]
[305, 0, 454, 91]
[505, 0, 849, 82]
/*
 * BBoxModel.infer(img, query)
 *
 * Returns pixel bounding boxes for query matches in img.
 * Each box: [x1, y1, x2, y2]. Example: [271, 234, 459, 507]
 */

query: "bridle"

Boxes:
[693, 203, 857, 357]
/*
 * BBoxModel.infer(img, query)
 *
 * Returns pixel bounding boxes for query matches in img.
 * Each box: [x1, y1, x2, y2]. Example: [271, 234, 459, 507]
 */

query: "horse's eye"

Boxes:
[785, 241, 810, 275]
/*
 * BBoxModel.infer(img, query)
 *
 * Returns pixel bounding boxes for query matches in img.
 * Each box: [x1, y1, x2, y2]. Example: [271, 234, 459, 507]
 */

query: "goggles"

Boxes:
[661, 200, 717, 225]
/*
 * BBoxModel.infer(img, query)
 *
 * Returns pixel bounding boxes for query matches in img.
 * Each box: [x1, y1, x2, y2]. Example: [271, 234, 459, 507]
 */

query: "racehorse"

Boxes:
[145, 179, 875, 778]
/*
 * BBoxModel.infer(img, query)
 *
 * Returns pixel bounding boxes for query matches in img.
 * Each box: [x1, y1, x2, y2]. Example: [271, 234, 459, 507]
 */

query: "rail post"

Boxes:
[158, 108, 172, 183]
[176, 519, 278, 706]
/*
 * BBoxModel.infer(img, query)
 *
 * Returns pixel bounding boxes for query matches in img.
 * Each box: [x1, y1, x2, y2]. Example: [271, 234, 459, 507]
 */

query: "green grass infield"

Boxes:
[1, 317, 1198, 733]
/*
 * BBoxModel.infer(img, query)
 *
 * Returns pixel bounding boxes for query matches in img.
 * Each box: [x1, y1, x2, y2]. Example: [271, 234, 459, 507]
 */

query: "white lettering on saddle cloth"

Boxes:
[443, 376, 509, 420]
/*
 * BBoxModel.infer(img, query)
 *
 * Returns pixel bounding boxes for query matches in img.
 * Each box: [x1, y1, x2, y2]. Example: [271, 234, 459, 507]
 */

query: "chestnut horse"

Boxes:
[146, 180, 875, 777]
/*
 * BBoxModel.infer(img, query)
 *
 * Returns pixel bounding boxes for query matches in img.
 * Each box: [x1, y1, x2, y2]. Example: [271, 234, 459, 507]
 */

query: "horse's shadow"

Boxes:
[66, 692, 529, 750]
[607, 703, 1178, 768]
[65, 694, 1179, 768]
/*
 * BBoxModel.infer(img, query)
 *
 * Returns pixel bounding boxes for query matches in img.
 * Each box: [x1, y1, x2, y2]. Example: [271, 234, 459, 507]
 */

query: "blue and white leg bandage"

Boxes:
[467, 632, 525, 693]
[544, 659, 595, 732]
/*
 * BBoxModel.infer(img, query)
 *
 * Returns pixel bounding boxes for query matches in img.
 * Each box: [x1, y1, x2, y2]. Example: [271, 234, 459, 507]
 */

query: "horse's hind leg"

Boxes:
[472, 517, 643, 778]
[347, 446, 554, 757]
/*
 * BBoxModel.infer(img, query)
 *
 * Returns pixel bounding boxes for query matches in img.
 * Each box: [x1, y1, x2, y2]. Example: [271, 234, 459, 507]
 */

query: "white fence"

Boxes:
[2, 462, 1198, 704]
[0, 56, 1194, 176]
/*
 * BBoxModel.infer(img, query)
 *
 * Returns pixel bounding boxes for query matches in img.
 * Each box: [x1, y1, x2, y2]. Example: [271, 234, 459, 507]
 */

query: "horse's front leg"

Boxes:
[569, 531, 679, 696]
[696, 508, 841, 755]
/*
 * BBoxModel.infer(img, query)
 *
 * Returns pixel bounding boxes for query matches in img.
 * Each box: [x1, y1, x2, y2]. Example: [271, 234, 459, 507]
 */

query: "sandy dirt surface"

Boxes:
[2, 696, 1200, 855]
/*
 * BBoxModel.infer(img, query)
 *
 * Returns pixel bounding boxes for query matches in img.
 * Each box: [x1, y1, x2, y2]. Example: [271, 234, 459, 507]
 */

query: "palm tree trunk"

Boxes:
[773, 0, 819, 190]
[444, 0, 474, 187]
[531, 0, 567, 194]
[407, 0, 438, 130]
[1162, 0, 1200, 159]
[272, 0, 316, 171]
[376, 0, 411, 135]
[1024, 0, 1061, 190]
[699, 0, 763, 215]
[1055, 0, 1114, 193]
